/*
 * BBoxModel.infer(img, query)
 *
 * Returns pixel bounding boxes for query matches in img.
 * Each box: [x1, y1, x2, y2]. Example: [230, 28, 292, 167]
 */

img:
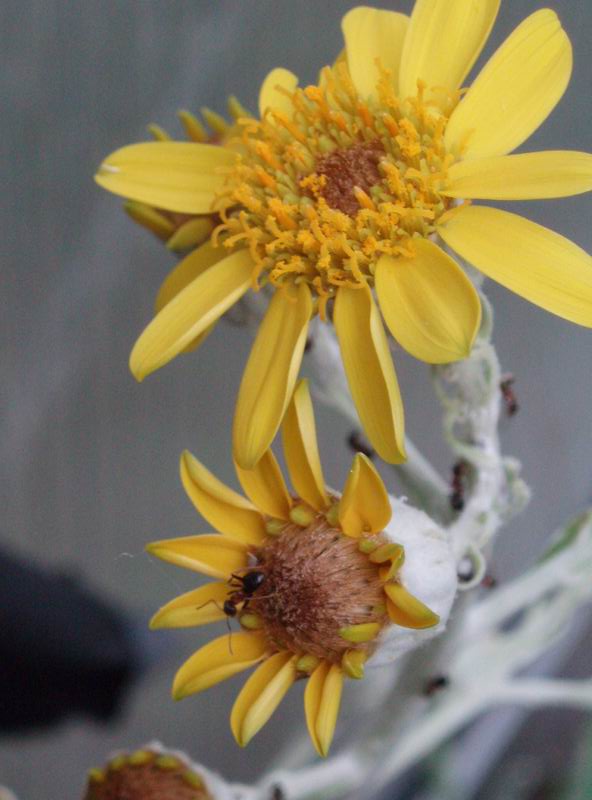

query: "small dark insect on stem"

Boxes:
[347, 430, 375, 460]
[424, 674, 449, 696]
[449, 460, 469, 512]
[270, 786, 286, 800]
[500, 373, 519, 416]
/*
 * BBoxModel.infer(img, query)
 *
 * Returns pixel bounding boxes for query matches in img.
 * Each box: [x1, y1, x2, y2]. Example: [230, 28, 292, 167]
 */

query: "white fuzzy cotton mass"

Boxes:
[369, 498, 458, 668]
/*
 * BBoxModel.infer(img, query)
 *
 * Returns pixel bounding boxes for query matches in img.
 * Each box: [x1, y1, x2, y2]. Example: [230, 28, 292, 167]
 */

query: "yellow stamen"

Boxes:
[213, 65, 455, 309]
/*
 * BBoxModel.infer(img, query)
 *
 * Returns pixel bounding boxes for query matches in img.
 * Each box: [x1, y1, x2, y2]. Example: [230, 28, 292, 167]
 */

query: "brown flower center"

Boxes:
[247, 516, 386, 663]
[315, 140, 385, 216]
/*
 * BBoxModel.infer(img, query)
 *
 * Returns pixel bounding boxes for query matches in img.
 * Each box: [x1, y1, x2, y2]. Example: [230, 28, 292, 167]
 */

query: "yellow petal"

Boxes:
[149, 582, 229, 629]
[438, 206, 592, 327]
[333, 285, 406, 464]
[180, 451, 266, 546]
[156, 243, 223, 313]
[234, 449, 292, 520]
[304, 661, 329, 757]
[445, 9, 572, 159]
[375, 239, 481, 364]
[338, 453, 391, 538]
[154, 239, 223, 353]
[315, 665, 344, 758]
[130, 248, 254, 380]
[233, 283, 312, 470]
[146, 534, 247, 579]
[304, 663, 344, 758]
[385, 584, 440, 629]
[231, 652, 296, 746]
[444, 151, 592, 200]
[342, 7, 409, 101]
[399, 0, 499, 101]
[281, 379, 329, 511]
[259, 68, 299, 118]
[95, 142, 235, 214]
[173, 632, 268, 699]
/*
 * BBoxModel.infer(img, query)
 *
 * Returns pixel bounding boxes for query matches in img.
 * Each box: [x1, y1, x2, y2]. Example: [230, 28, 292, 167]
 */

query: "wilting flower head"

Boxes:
[147, 380, 455, 756]
[96, 1, 592, 469]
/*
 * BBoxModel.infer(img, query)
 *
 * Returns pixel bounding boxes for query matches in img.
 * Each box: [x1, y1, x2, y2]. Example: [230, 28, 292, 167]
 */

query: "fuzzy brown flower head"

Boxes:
[84, 750, 211, 800]
[248, 513, 387, 663]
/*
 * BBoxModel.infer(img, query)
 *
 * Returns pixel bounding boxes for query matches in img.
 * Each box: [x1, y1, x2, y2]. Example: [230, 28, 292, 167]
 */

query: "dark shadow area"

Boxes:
[1, 544, 142, 733]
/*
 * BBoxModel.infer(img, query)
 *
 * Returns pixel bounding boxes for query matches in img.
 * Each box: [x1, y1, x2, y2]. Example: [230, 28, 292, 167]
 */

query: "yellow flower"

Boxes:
[147, 380, 438, 757]
[96, 1, 592, 469]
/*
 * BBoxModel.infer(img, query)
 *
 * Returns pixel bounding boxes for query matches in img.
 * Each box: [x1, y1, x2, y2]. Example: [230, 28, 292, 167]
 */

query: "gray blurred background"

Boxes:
[2, 1, 591, 797]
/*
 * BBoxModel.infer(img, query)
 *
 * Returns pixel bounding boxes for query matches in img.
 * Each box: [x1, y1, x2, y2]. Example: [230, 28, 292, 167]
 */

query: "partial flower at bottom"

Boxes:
[147, 380, 454, 757]
[83, 745, 213, 800]
[96, 1, 592, 470]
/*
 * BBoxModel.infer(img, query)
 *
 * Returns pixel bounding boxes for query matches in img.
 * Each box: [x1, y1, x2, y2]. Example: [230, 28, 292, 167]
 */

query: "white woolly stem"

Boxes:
[489, 679, 592, 709]
[432, 297, 529, 566]
[256, 752, 366, 800]
[306, 321, 452, 523]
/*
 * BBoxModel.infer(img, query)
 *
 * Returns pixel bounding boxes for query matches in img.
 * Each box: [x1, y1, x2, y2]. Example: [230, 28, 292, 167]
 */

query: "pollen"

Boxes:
[245, 513, 388, 663]
[215, 64, 458, 300]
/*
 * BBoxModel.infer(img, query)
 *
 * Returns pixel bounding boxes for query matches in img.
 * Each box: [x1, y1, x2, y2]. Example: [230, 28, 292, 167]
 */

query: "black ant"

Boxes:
[194, 569, 268, 654]
[223, 570, 267, 617]
[500, 374, 519, 417]
[449, 460, 469, 512]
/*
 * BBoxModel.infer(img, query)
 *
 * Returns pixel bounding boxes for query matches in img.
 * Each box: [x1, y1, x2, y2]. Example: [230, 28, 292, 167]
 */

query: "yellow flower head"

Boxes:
[96, 1, 592, 469]
[147, 380, 439, 757]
